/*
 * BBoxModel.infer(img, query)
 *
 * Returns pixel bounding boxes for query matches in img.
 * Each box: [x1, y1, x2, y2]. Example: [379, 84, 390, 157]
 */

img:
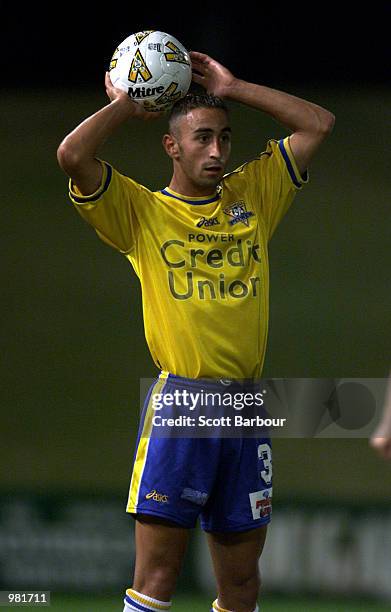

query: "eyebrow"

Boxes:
[193, 127, 232, 134]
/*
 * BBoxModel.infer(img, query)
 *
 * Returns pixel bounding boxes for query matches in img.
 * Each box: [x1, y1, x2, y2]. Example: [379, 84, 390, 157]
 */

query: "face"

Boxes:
[165, 107, 232, 192]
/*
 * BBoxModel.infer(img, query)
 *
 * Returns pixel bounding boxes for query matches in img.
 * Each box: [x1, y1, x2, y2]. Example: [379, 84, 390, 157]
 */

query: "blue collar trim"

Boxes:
[160, 189, 220, 205]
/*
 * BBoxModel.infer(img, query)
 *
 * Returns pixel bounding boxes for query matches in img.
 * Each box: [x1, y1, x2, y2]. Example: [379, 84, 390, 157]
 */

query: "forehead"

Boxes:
[178, 107, 230, 134]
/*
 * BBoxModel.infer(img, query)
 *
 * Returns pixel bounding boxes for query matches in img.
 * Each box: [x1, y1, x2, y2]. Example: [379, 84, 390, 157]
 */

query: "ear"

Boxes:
[162, 133, 180, 160]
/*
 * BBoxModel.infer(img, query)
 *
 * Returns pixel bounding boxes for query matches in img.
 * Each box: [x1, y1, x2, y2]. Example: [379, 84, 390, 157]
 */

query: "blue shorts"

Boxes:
[126, 373, 272, 532]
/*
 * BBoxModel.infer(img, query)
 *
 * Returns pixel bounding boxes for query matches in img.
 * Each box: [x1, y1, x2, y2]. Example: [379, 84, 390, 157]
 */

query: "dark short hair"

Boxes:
[168, 93, 228, 133]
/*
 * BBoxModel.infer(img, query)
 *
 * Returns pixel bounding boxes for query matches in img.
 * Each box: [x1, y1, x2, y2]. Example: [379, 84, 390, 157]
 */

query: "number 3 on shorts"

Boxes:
[258, 443, 272, 485]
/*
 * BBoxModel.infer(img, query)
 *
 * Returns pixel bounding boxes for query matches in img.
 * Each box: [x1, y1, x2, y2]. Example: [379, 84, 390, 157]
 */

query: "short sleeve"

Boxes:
[69, 160, 141, 254]
[234, 137, 308, 241]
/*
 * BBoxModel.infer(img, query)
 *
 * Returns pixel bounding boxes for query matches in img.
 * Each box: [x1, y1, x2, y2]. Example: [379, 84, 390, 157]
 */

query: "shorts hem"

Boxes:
[126, 507, 195, 529]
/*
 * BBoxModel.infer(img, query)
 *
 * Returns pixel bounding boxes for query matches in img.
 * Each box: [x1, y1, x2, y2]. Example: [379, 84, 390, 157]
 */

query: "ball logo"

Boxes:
[155, 82, 182, 105]
[146, 489, 169, 503]
[128, 49, 153, 84]
[134, 31, 154, 45]
[109, 48, 119, 71]
[128, 85, 165, 99]
[164, 41, 191, 66]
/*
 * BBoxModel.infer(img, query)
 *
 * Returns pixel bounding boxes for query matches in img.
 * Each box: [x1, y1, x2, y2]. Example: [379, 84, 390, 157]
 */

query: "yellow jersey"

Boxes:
[69, 136, 307, 379]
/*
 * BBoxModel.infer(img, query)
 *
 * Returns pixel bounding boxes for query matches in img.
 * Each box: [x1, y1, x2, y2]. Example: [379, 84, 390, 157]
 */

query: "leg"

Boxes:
[207, 525, 267, 612]
[132, 514, 190, 601]
[126, 377, 212, 604]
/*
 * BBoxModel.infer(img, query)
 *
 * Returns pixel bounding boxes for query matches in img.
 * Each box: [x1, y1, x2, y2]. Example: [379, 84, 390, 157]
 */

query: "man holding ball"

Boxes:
[58, 49, 334, 612]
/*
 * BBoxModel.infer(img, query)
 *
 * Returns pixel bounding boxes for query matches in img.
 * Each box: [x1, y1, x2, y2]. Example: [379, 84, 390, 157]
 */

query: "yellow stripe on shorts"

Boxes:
[126, 374, 168, 512]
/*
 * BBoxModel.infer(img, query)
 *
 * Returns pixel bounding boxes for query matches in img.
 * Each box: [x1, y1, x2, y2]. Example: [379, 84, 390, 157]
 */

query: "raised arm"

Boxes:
[191, 51, 335, 175]
[57, 73, 160, 195]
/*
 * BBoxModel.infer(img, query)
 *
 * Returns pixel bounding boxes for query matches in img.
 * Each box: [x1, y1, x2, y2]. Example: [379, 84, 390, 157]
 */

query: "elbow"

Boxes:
[319, 110, 335, 137]
[57, 139, 81, 175]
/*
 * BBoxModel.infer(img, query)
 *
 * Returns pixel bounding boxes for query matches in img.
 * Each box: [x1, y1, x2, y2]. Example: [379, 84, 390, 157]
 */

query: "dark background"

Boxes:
[2, 4, 390, 88]
[1, 4, 390, 499]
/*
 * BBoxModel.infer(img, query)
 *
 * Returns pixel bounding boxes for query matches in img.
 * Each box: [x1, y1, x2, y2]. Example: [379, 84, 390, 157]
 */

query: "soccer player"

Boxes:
[370, 371, 391, 460]
[57, 51, 334, 612]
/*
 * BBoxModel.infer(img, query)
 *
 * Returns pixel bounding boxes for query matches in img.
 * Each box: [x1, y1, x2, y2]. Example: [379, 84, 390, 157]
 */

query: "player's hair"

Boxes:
[168, 93, 228, 134]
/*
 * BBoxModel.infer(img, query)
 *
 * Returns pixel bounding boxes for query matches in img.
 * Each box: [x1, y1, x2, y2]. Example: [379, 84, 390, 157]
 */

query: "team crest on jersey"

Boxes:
[224, 201, 255, 226]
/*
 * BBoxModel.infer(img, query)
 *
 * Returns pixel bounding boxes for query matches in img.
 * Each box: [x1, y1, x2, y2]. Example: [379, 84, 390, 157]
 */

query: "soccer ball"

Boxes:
[109, 30, 192, 112]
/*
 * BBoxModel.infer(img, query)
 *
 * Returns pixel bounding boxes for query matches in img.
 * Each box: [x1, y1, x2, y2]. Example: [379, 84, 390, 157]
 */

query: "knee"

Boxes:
[234, 570, 260, 602]
[219, 568, 261, 609]
[134, 565, 178, 601]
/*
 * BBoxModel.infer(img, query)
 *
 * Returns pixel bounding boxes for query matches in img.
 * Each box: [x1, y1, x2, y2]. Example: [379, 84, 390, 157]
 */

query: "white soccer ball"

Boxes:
[109, 30, 192, 112]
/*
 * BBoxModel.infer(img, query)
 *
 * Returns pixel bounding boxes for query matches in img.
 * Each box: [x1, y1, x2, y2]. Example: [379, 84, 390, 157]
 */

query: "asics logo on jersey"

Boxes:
[224, 201, 255, 226]
[146, 489, 169, 503]
[196, 216, 220, 227]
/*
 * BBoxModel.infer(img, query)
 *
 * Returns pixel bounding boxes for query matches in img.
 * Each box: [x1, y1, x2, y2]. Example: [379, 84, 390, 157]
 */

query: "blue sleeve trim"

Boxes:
[278, 139, 302, 188]
[70, 163, 112, 204]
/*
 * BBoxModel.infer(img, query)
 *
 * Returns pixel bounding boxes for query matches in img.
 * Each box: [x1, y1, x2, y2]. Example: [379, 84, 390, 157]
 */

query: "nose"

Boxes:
[209, 137, 222, 160]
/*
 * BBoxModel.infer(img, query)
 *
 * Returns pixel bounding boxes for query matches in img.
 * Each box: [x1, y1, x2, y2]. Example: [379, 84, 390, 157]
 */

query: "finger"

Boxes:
[190, 50, 209, 61]
[191, 61, 209, 77]
[190, 57, 206, 66]
[190, 51, 212, 67]
[191, 59, 208, 70]
[192, 67, 207, 79]
[191, 73, 205, 85]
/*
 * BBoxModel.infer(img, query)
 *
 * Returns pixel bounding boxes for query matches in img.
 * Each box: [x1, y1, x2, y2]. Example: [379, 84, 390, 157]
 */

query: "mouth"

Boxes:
[203, 164, 223, 174]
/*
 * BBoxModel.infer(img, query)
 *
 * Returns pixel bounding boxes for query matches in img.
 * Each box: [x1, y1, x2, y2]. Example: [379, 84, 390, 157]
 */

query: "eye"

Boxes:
[221, 133, 231, 143]
[198, 134, 210, 143]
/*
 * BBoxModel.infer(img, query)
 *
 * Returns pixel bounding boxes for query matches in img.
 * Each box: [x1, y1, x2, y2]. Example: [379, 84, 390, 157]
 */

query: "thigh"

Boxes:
[132, 514, 190, 599]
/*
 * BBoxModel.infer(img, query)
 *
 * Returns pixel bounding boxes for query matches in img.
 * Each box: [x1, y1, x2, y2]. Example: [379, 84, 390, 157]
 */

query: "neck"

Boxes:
[168, 170, 217, 198]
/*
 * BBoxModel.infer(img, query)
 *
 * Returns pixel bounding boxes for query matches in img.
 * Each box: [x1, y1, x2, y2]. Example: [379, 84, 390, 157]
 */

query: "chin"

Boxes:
[198, 175, 223, 189]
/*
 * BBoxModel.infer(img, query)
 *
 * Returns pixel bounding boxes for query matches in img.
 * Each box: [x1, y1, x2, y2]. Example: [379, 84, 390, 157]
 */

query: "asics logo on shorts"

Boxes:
[145, 489, 169, 503]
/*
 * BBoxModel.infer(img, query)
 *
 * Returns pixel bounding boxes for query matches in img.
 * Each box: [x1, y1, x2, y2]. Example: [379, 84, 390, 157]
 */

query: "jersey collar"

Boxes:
[160, 187, 220, 205]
